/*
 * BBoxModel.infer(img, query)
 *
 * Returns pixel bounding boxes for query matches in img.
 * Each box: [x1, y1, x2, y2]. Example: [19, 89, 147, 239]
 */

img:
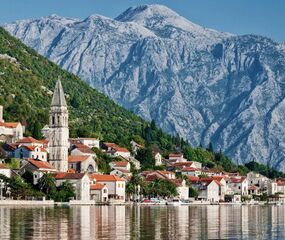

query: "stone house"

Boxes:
[90, 174, 125, 203]
[90, 183, 108, 203]
[68, 155, 98, 173]
[109, 161, 130, 171]
[19, 159, 57, 184]
[54, 172, 90, 201]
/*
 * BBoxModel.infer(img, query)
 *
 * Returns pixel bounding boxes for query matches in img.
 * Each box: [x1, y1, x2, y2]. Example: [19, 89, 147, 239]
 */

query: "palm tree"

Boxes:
[37, 173, 56, 198]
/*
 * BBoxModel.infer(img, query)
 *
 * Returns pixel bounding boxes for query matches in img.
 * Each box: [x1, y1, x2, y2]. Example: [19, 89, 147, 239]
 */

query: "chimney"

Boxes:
[0, 105, 3, 123]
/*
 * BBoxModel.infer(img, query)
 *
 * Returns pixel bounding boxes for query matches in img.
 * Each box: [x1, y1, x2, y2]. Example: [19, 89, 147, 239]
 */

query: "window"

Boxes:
[103, 189, 107, 193]
[52, 116, 55, 125]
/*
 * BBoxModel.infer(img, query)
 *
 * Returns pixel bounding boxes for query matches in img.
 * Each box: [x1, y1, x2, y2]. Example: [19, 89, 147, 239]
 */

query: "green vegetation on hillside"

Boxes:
[0, 27, 284, 176]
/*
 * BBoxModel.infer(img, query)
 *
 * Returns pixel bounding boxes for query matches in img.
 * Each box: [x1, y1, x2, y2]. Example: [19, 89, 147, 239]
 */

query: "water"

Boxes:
[0, 205, 285, 239]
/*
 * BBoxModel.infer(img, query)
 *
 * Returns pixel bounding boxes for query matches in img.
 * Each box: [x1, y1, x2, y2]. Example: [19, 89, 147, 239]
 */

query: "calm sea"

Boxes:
[0, 205, 285, 239]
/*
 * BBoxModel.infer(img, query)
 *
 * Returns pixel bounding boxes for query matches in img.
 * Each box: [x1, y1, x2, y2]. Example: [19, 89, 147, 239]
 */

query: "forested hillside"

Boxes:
[1, 27, 284, 177]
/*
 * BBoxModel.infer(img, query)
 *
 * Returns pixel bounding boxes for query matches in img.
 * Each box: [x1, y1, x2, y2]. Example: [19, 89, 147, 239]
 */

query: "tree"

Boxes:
[37, 173, 56, 198]
[207, 142, 214, 153]
[146, 179, 177, 198]
[189, 187, 198, 198]
[9, 176, 30, 199]
[54, 181, 76, 202]
[136, 147, 155, 170]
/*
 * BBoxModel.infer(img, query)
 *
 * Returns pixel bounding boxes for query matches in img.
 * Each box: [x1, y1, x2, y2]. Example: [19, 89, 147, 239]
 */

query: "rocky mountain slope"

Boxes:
[4, 4, 285, 169]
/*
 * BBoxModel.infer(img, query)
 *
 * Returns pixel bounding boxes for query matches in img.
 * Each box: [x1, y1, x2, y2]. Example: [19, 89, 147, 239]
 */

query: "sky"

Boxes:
[1, 0, 285, 42]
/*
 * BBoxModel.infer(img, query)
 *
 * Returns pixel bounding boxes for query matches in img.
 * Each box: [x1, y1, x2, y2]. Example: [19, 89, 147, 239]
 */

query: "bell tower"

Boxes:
[48, 78, 69, 172]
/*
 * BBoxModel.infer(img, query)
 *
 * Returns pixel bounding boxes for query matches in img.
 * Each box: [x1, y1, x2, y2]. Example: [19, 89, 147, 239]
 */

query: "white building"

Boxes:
[268, 181, 278, 195]
[90, 174, 125, 203]
[48, 79, 69, 172]
[103, 143, 131, 158]
[247, 171, 269, 191]
[168, 153, 187, 163]
[0, 163, 11, 178]
[14, 145, 47, 161]
[109, 161, 130, 171]
[54, 172, 90, 201]
[172, 179, 189, 200]
[70, 145, 96, 158]
[16, 137, 44, 147]
[130, 140, 143, 155]
[228, 177, 248, 196]
[181, 167, 202, 177]
[19, 159, 57, 185]
[70, 138, 100, 149]
[153, 152, 162, 166]
[0, 105, 24, 143]
[90, 183, 108, 203]
[198, 180, 221, 202]
[68, 155, 98, 173]
[110, 168, 132, 178]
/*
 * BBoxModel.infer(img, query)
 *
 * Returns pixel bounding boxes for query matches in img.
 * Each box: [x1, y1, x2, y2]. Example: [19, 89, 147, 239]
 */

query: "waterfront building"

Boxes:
[90, 183, 108, 203]
[90, 174, 125, 203]
[54, 172, 90, 200]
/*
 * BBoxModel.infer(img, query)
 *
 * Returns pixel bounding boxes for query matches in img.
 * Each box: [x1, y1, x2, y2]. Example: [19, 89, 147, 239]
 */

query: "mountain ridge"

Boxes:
[4, 4, 285, 170]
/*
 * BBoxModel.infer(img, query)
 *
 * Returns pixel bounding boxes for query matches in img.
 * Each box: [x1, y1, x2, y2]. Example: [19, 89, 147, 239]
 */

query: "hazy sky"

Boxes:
[1, 0, 284, 42]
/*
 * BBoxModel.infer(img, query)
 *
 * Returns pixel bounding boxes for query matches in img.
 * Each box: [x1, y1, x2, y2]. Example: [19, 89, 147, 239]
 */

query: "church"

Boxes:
[48, 79, 69, 172]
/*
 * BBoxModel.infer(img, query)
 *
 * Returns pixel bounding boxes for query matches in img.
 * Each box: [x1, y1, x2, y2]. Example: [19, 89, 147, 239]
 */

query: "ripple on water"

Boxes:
[1, 205, 285, 239]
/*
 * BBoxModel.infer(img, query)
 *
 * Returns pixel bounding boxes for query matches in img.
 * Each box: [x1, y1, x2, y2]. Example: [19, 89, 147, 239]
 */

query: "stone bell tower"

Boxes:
[48, 78, 69, 172]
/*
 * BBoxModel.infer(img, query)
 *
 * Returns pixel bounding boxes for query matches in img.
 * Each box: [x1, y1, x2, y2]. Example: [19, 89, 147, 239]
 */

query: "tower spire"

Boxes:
[51, 76, 67, 107]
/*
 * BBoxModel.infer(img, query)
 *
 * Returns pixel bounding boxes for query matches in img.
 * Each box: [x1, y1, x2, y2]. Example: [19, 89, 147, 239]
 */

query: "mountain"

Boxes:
[4, 4, 285, 170]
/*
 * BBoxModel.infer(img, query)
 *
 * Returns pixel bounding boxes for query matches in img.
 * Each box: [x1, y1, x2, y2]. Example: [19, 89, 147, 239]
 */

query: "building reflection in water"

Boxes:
[1, 205, 285, 239]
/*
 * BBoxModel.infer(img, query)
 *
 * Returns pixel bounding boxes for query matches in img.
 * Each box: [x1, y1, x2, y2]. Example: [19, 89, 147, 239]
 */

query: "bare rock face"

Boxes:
[5, 5, 285, 169]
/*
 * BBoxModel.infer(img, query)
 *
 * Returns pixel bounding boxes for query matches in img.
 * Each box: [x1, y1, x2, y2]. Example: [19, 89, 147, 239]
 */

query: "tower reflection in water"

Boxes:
[1, 205, 285, 239]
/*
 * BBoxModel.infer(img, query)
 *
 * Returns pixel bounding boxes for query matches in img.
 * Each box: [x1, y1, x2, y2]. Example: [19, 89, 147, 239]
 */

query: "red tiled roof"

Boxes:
[112, 161, 129, 167]
[73, 147, 94, 154]
[213, 180, 224, 187]
[0, 163, 8, 169]
[169, 153, 183, 158]
[212, 176, 225, 182]
[104, 142, 119, 148]
[21, 145, 47, 152]
[0, 122, 20, 129]
[27, 159, 55, 170]
[68, 155, 90, 163]
[188, 176, 200, 182]
[90, 174, 124, 182]
[113, 147, 129, 153]
[54, 172, 86, 180]
[17, 137, 42, 144]
[230, 177, 246, 183]
[277, 181, 285, 186]
[181, 167, 200, 172]
[248, 185, 258, 190]
[90, 183, 105, 190]
[171, 162, 194, 167]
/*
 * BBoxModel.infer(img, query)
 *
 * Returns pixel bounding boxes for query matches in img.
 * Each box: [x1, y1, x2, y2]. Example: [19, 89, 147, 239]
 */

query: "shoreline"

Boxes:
[0, 200, 282, 206]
